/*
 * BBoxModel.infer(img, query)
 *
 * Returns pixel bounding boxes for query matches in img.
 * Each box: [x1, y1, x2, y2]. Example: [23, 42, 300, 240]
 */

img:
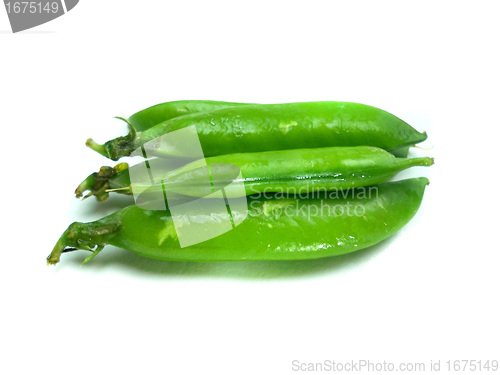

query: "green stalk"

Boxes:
[47, 217, 122, 265]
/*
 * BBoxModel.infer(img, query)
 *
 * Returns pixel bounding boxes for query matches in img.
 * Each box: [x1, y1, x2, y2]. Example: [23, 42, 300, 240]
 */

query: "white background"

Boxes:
[1, 1, 499, 374]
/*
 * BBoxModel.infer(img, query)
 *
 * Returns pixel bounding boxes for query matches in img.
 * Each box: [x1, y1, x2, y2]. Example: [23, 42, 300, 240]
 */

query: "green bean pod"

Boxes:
[87, 102, 427, 160]
[49, 178, 429, 265]
[128, 100, 251, 131]
[76, 146, 433, 202]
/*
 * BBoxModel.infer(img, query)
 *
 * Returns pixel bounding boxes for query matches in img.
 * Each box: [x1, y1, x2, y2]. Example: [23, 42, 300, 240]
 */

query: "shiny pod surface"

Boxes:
[50, 178, 429, 264]
[77, 147, 433, 201]
[142, 146, 433, 198]
[128, 100, 251, 131]
[89, 102, 427, 160]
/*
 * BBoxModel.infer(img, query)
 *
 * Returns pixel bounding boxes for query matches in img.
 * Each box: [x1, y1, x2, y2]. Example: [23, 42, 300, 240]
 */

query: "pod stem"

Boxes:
[47, 231, 72, 265]
[75, 173, 97, 199]
[87, 118, 138, 161]
[85, 138, 109, 158]
[47, 217, 122, 265]
[75, 163, 129, 202]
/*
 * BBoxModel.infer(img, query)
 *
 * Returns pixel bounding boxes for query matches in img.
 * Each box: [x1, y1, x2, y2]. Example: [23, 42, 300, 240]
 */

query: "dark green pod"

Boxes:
[77, 146, 433, 202]
[87, 102, 427, 160]
[50, 178, 429, 265]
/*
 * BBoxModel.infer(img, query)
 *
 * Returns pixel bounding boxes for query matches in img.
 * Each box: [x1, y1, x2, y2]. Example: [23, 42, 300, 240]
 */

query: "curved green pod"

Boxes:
[87, 102, 427, 161]
[128, 100, 251, 131]
[76, 146, 433, 202]
[49, 178, 429, 265]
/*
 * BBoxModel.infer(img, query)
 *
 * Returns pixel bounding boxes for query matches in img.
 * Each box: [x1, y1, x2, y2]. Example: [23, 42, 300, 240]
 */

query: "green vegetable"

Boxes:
[87, 102, 427, 161]
[48, 178, 429, 265]
[76, 146, 433, 202]
[128, 100, 251, 131]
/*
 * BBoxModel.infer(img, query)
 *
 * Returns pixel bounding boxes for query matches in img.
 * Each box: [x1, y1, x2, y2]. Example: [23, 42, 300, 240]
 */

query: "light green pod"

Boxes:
[128, 100, 251, 131]
[87, 102, 427, 160]
[49, 178, 429, 265]
[76, 146, 433, 201]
